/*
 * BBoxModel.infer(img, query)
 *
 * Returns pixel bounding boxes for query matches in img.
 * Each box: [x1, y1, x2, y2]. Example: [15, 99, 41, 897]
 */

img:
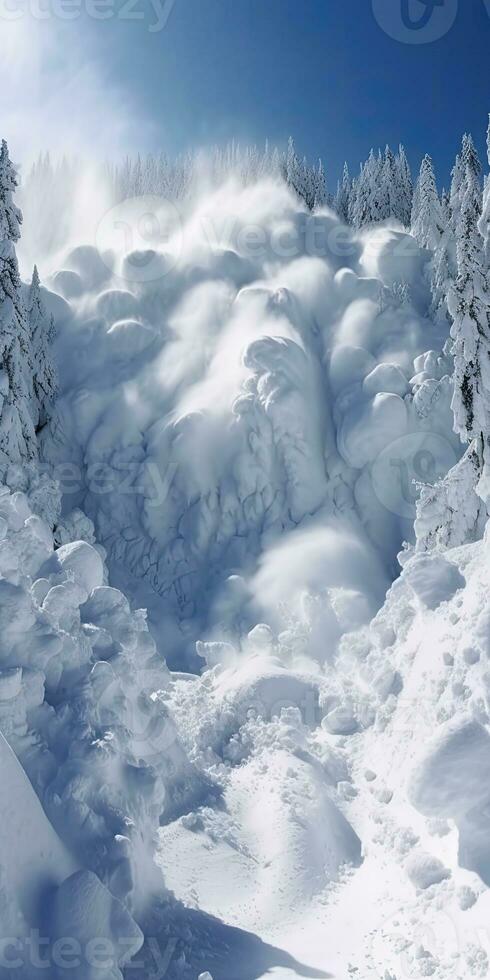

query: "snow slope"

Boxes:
[154, 527, 490, 979]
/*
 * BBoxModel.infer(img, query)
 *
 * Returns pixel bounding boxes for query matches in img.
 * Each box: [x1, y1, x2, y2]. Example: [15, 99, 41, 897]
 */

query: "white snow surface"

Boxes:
[2, 178, 490, 979]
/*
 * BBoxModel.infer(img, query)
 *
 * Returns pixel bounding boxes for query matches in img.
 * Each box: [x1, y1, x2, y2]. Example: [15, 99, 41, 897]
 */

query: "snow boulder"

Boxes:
[329, 344, 376, 396]
[338, 392, 408, 468]
[95, 289, 139, 322]
[42, 541, 104, 599]
[50, 269, 84, 300]
[409, 721, 490, 883]
[406, 851, 450, 891]
[402, 554, 465, 610]
[362, 362, 409, 397]
[107, 319, 157, 358]
[64, 245, 110, 291]
[361, 228, 427, 293]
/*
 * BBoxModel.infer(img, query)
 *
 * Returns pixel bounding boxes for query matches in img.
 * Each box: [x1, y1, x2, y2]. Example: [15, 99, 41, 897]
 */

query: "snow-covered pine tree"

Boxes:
[368, 150, 385, 223]
[411, 155, 444, 251]
[449, 136, 481, 236]
[448, 139, 490, 506]
[397, 144, 413, 227]
[300, 156, 316, 210]
[284, 137, 300, 192]
[352, 151, 378, 227]
[414, 441, 486, 551]
[313, 159, 328, 209]
[335, 162, 351, 223]
[430, 229, 455, 325]
[0, 140, 37, 470]
[440, 187, 451, 224]
[449, 150, 465, 233]
[379, 145, 398, 221]
[28, 265, 57, 430]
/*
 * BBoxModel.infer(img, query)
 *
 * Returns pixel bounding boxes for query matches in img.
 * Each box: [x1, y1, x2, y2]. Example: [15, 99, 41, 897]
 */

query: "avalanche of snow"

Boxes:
[2, 175, 490, 979]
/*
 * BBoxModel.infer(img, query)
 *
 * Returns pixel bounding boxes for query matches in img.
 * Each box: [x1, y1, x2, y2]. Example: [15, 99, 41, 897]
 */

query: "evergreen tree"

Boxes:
[335, 162, 351, 223]
[313, 159, 328, 209]
[430, 230, 455, 325]
[414, 441, 485, 551]
[448, 135, 481, 236]
[352, 151, 377, 227]
[28, 265, 57, 430]
[397, 144, 413, 226]
[411, 155, 444, 251]
[380, 145, 398, 221]
[0, 140, 37, 470]
[440, 187, 451, 224]
[448, 145, 490, 505]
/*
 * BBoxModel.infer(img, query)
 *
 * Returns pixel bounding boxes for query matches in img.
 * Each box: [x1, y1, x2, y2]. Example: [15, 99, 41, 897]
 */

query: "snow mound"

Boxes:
[0, 482, 209, 966]
[107, 318, 157, 357]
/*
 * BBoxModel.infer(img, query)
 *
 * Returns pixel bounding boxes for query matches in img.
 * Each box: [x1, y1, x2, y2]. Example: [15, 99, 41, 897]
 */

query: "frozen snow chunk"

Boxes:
[50, 269, 84, 300]
[361, 228, 425, 288]
[406, 851, 450, 890]
[95, 288, 139, 321]
[475, 607, 490, 659]
[322, 704, 358, 735]
[463, 646, 480, 665]
[107, 319, 157, 358]
[82, 586, 130, 623]
[45, 541, 104, 599]
[402, 554, 465, 610]
[43, 581, 85, 630]
[51, 870, 143, 979]
[247, 623, 274, 651]
[64, 244, 110, 290]
[409, 721, 490, 821]
[329, 345, 376, 395]
[338, 392, 408, 468]
[362, 363, 408, 397]
[410, 370, 430, 389]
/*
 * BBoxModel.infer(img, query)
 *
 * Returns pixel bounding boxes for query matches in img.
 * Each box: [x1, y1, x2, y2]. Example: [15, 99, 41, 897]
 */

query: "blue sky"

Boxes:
[1, 0, 489, 187]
